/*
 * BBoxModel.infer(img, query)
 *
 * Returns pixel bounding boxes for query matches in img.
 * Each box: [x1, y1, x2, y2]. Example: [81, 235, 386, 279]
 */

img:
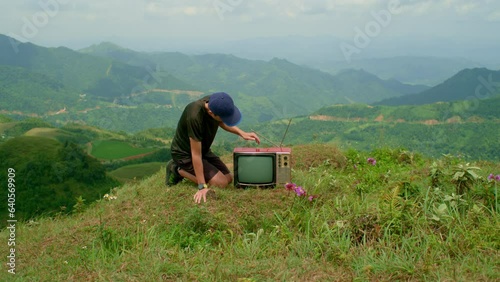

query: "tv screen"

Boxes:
[236, 154, 275, 185]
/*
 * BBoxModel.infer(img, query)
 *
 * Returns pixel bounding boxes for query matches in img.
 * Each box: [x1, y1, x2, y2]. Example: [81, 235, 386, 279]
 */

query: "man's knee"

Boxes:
[209, 173, 231, 188]
[225, 173, 233, 184]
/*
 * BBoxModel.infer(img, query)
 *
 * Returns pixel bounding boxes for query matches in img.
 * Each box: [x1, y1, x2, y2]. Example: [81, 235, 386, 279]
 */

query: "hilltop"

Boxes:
[0, 144, 498, 280]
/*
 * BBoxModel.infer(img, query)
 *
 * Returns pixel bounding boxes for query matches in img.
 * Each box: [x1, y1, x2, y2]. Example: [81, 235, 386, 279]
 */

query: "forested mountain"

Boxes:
[330, 69, 429, 103]
[80, 42, 427, 119]
[0, 65, 77, 114]
[0, 35, 199, 132]
[314, 56, 482, 86]
[375, 68, 500, 106]
[0, 35, 197, 100]
[0, 34, 432, 131]
[242, 95, 500, 161]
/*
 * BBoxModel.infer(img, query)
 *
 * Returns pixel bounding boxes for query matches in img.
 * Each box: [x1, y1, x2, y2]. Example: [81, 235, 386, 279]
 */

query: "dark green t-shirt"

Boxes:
[170, 96, 220, 160]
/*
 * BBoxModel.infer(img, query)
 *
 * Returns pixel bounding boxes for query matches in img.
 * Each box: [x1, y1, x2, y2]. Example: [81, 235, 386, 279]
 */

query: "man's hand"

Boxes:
[241, 131, 261, 144]
[193, 188, 210, 204]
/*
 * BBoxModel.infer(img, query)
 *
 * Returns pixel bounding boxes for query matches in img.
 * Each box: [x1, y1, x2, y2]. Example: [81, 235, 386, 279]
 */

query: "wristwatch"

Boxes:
[198, 183, 208, 190]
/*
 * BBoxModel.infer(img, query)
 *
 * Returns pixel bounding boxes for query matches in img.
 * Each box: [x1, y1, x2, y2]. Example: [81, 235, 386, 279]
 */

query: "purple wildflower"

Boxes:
[488, 174, 495, 180]
[285, 182, 296, 191]
[367, 157, 376, 165]
[308, 195, 318, 202]
[496, 175, 500, 181]
[294, 186, 306, 197]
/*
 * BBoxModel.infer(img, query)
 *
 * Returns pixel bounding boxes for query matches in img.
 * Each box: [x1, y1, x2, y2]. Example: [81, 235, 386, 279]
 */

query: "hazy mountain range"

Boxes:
[0, 33, 499, 133]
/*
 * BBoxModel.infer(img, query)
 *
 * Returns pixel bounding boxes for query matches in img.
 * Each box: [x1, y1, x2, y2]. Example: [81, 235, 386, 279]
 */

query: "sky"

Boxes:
[1, 0, 500, 63]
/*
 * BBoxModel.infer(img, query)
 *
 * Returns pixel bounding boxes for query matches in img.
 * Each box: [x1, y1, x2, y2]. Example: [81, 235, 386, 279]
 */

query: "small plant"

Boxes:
[285, 182, 318, 201]
[72, 196, 86, 214]
[451, 163, 481, 195]
[103, 193, 117, 201]
[429, 161, 445, 188]
[486, 173, 500, 212]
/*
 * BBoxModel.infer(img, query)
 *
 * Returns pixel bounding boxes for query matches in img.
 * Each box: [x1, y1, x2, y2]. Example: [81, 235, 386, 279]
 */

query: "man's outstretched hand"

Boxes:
[241, 132, 261, 144]
[193, 188, 211, 204]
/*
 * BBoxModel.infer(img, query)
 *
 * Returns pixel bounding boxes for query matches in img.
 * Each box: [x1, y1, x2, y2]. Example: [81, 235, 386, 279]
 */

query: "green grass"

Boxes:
[90, 140, 157, 160]
[108, 162, 164, 182]
[23, 127, 74, 140]
[1, 145, 499, 281]
[0, 122, 16, 133]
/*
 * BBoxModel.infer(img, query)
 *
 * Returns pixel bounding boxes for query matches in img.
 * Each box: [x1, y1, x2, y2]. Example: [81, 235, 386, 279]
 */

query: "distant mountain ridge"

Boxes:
[375, 68, 500, 106]
[0, 35, 197, 99]
[79, 41, 427, 121]
[313, 56, 483, 86]
[1, 34, 496, 134]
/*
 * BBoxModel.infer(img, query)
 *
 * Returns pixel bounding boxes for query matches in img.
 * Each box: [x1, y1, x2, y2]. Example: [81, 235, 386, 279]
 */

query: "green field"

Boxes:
[91, 140, 157, 160]
[109, 162, 164, 182]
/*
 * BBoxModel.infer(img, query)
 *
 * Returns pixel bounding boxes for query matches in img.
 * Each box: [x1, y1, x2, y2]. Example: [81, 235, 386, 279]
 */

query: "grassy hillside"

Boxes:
[108, 162, 164, 182]
[0, 145, 498, 280]
[90, 140, 157, 160]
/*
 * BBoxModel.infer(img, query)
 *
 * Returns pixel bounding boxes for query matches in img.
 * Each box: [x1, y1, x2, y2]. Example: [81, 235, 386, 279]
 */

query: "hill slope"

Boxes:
[0, 145, 498, 280]
[80, 42, 427, 121]
[315, 56, 483, 86]
[0, 136, 119, 223]
[244, 96, 500, 161]
[0, 65, 77, 114]
[0, 35, 198, 132]
[0, 35, 196, 99]
[375, 68, 500, 106]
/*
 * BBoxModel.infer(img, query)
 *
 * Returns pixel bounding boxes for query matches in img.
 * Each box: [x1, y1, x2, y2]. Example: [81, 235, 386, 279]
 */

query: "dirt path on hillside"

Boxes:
[308, 115, 495, 125]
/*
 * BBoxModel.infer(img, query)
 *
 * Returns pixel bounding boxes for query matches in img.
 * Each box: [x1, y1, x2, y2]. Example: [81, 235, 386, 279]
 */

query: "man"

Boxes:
[166, 92, 260, 203]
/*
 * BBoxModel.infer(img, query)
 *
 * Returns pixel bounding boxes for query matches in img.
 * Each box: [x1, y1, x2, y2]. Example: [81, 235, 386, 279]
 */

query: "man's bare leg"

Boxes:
[178, 169, 232, 188]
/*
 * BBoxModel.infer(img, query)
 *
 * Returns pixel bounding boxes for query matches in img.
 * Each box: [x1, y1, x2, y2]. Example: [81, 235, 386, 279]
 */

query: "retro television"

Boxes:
[233, 147, 291, 188]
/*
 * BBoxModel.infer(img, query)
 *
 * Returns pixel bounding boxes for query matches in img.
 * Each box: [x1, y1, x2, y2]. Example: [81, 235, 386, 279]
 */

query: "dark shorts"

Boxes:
[174, 151, 230, 182]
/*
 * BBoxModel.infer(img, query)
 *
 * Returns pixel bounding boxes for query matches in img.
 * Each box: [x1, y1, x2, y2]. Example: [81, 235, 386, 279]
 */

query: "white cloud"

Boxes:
[455, 3, 478, 15]
[487, 10, 500, 22]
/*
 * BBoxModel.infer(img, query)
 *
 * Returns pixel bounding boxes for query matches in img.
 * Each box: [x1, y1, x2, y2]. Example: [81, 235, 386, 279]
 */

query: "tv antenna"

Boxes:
[251, 118, 292, 149]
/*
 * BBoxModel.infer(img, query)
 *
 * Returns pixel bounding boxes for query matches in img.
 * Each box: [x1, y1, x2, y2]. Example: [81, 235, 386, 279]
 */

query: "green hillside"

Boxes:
[240, 97, 500, 161]
[318, 56, 482, 86]
[0, 114, 13, 123]
[0, 65, 77, 114]
[0, 145, 498, 280]
[0, 35, 197, 132]
[90, 140, 157, 160]
[0, 35, 196, 99]
[331, 69, 429, 103]
[376, 68, 500, 106]
[108, 162, 164, 182]
[0, 136, 119, 224]
[0, 118, 54, 140]
[79, 42, 427, 122]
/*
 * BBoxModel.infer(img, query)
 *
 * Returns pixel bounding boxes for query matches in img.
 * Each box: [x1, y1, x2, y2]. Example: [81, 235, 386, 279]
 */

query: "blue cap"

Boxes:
[208, 92, 242, 126]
